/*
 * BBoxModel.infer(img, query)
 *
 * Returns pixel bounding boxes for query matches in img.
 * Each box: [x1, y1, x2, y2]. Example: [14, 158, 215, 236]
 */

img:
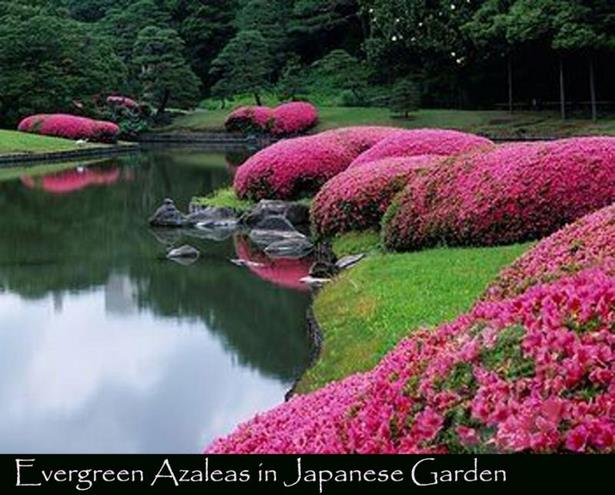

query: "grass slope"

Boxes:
[0, 130, 101, 155]
[165, 107, 615, 138]
[295, 234, 530, 393]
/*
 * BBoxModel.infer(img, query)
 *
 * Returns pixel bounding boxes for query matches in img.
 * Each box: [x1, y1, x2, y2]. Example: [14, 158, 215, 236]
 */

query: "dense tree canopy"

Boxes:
[0, 0, 614, 126]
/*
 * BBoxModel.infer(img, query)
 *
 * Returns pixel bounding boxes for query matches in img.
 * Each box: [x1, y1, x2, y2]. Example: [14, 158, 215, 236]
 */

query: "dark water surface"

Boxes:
[0, 149, 312, 453]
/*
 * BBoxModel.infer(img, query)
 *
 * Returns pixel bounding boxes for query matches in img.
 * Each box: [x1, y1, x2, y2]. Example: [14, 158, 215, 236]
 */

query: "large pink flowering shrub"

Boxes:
[311, 155, 441, 237]
[271, 102, 319, 136]
[349, 129, 493, 168]
[485, 203, 615, 302]
[208, 266, 615, 454]
[383, 137, 615, 251]
[225, 106, 275, 134]
[18, 114, 120, 143]
[234, 127, 399, 200]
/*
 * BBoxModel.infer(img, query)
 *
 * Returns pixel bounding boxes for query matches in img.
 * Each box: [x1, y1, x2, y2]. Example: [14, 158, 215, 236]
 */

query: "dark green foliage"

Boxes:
[277, 55, 307, 101]
[389, 78, 421, 117]
[132, 26, 201, 113]
[480, 325, 535, 380]
[210, 30, 273, 105]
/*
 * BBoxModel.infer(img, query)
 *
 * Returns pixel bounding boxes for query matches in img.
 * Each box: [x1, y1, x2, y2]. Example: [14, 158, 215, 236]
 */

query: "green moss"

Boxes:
[192, 187, 254, 211]
[295, 243, 531, 393]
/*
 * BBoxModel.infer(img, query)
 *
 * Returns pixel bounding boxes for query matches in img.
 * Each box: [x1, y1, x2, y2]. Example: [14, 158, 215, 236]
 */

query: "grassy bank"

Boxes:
[0, 129, 102, 156]
[165, 107, 615, 138]
[295, 232, 530, 393]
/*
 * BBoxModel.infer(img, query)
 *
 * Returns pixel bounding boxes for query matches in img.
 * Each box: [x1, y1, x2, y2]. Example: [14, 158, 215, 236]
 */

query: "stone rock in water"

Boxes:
[249, 216, 307, 246]
[335, 253, 366, 270]
[230, 258, 266, 268]
[300, 276, 331, 288]
[167, 245, 200, 259]
[240, 200, 310, 227]
[149, 198, 186, 227]
[264, 238, 314, 259]
[309, 260, 337, 278]
[186, 206, 237, 226]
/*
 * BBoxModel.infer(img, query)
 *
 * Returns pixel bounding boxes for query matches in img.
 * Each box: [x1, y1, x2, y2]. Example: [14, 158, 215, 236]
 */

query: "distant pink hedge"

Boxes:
[485, 202, 615, 301]
[349, 129, 493, 168]
[234, 126, 400, 200]
[383, 137, 615, 251]
[311, 155, 441, 237]
[18, 114, 120, 143]
[106, 95, 139, 110]
[207, 266, 615, 453]
[225, 102, 318, 136]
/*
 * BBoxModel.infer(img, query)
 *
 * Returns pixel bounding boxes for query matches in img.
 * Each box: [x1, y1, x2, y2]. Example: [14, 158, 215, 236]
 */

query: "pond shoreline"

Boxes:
[0, 143, 139, 167]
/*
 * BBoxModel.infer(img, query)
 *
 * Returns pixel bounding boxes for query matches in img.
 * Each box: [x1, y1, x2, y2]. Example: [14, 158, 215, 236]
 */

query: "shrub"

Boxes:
[383, 137, 615, 251]
[207, 267, 615, 453]
[234, 127, 400, 200]
[389, 78, 421, 118]
[224, 106, 274, 134]
[484, 203, 615, 301]
[17, 114, 120, 143]
[271, 102, 319, 136]
[106, 95, 139, 110]
[311, 155, 441, 237]
[349, 129, 493, 168]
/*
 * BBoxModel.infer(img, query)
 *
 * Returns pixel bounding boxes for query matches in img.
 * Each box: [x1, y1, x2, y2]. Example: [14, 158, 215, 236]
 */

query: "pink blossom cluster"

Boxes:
[349, 129, 494, 168]
[485, 203, 615, 301]
[225, 102, 318, 136]
[21, 167, 121, 194]
[234, 237, 311, 292]
[271, 102, 319, 136]
[106, 95, 139, 110]
[311, 155, 441, 236]
[233, 127, 399, 200]
[18, 114, 120, 143]
[207, 266, 615, 453]
[383, 137, 615, 251]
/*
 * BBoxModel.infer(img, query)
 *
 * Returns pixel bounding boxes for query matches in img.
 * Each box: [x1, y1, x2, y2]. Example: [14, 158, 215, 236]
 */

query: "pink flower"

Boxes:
[456, 426, 480, 446]
[565, 425, 590, 452]
[18, 114, 120, 143]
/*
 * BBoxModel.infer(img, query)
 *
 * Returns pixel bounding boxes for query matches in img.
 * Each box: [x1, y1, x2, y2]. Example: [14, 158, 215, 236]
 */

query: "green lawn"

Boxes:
[295, 232, 531, 393]
[165, 107, 615, 138]
[0, 129, 102, 155]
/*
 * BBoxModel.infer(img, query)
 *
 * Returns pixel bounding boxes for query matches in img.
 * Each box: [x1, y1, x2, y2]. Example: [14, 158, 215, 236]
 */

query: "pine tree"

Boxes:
[389, 78, 421, 118]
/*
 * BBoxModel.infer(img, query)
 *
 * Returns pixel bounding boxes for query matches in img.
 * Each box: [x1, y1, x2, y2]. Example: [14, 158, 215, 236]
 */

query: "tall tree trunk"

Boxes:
[589, 56, 597, 122]
[559, 56, 566, 120]
[507, 55, 514, 114]
[254, 93, 262, 106]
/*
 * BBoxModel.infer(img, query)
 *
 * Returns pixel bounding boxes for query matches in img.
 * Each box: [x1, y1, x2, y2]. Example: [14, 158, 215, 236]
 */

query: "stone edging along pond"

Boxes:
[0, 143, 139, 168]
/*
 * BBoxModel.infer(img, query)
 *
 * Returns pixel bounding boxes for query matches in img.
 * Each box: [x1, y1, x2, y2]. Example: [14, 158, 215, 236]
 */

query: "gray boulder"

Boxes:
[335, 253, 366, 271]
[249, 216, 307, 246]
[149, 198, 186, 227]
[264, 238, 314, 259]
[167, 245, 200, 260]
[240, 200, 310, 227]
[185, 206, 237, 226]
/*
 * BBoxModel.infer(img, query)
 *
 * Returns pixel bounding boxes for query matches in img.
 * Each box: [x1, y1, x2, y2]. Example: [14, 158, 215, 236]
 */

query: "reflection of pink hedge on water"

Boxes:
[20, 167, 121, 195]
[234, 236, 311, 292]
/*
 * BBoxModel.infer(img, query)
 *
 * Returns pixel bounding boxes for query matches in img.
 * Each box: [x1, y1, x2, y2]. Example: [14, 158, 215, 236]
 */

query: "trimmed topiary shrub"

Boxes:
[271, 102, 318, 136]
[311, 155, 441, 237]
[17, 114, 120, 143]
[349, 129, 493, 168]
[233, 127, 400, 200]
[484, 203, 615, 302]
[383, 137, 615, 252]
[207, 266, 615, 454]
[224, 106, 275, 134]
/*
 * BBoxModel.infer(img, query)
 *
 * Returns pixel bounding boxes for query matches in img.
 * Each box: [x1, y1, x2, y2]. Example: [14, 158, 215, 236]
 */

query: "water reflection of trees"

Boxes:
[0, 153, 311, 381]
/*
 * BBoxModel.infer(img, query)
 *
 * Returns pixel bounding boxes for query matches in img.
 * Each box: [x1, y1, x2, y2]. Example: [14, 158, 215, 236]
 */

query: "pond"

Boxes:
[0, 149, 313, 453]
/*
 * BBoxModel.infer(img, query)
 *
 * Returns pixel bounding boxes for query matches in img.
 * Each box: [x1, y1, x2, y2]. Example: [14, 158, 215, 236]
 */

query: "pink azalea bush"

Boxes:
[225, 106, 275, 134]
[234, 127, 399, 200]
[18, 114, 120, 143]
[349, 129, 493, 168]
[383, 137, 615, 251]
[311, 155, 441, 237]
[485, 203, 615, 302]
[271, 102, 319, 136]
[106, 95, 139, 110]
[207, 266, 615, 454]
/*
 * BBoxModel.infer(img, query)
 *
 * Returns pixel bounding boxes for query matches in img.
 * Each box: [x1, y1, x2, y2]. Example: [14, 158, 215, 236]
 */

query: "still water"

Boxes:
[0, 149, 313, 453]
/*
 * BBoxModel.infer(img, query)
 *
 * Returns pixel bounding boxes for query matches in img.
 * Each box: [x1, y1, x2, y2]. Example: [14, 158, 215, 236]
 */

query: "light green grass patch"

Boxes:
[192, 186, 254, 211]
[0, 129, 102, 155]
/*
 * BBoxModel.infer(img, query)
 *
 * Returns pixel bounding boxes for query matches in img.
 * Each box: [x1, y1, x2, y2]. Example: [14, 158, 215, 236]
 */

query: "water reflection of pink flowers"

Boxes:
[234, 236, 311, 292]
[21, 167, 122, 194]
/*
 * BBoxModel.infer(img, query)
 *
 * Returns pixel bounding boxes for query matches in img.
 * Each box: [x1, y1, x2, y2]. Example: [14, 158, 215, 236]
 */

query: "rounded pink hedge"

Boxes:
[233, 127, 399, 200]
[106, 95, 139, 110]
[18, 114, 120, 143]
[349, 129, 494, 168]
[208, 266, 615, 453]
[225, 106, 275, 134]
[311, 155, 441, 237]
[383, 137, 615, 251]
[271, 102, 319, 136]
[485, 202, 615, 302]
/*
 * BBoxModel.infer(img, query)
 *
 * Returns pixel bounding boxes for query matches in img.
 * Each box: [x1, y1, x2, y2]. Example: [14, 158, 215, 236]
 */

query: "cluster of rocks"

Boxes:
[149, 198, 314, 263]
